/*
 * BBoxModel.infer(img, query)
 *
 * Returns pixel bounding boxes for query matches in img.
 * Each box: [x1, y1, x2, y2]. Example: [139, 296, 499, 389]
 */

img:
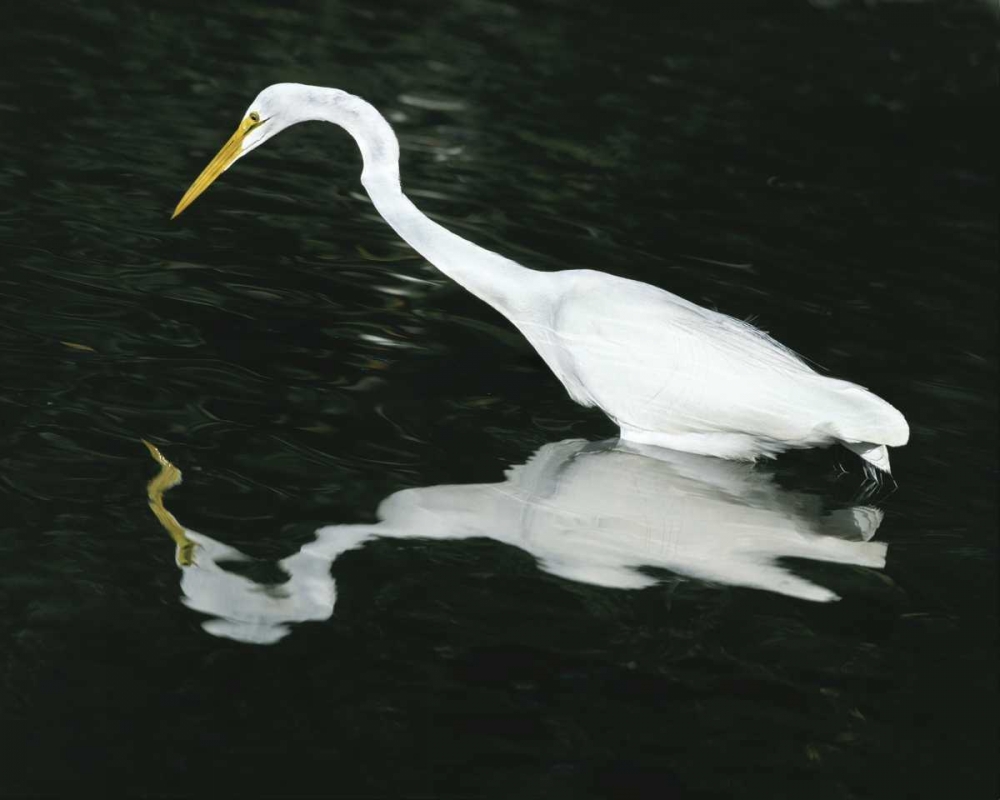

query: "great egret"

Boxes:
[173, 84, 909, 473]
[145, 440, 887, 644]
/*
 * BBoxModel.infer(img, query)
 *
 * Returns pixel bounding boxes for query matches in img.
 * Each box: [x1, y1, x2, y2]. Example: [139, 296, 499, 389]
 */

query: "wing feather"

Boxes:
[537, 271, 887, 445]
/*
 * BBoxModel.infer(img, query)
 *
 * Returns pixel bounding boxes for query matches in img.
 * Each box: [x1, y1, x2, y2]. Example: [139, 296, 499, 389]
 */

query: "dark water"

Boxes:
[2, 1, 996, 797]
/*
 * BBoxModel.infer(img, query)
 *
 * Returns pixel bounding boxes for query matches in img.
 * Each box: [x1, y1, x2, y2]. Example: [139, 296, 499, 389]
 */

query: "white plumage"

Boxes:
[151, 439, 889, 642]
[173, 83, 909, 472]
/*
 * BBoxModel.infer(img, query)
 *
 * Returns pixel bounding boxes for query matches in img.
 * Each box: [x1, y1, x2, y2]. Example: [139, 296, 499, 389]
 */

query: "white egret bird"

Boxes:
[173, 83, 909, 473]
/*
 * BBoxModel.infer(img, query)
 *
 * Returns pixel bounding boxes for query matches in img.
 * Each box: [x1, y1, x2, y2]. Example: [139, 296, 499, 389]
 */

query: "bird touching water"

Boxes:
[173, 83, 908, 473]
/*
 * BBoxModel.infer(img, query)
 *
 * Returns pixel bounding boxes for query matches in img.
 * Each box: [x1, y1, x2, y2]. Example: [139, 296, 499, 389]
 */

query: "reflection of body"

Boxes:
[146, 440, 887, 645]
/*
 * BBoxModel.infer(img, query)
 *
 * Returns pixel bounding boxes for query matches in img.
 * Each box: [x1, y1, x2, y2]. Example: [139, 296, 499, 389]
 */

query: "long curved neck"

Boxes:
[302, 88, 548, 321]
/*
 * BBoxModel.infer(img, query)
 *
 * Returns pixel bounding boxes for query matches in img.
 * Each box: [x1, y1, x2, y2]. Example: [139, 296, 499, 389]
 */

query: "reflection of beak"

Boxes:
[172, 116, 258, 219]
[141, 440, 196, 567]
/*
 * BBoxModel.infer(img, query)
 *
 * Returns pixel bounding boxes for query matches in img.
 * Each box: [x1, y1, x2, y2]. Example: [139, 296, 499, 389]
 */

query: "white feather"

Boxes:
[185, 83, 910, 472]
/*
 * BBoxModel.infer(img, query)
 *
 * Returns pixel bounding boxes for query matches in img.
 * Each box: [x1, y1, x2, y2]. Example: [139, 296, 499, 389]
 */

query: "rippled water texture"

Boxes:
[2, 1, 996, 797]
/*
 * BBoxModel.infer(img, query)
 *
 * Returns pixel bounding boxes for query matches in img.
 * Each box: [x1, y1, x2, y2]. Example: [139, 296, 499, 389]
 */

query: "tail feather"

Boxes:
[821, 379, 907, 476]
[828, 383, 909, 447]
[843, 441, 891, 474]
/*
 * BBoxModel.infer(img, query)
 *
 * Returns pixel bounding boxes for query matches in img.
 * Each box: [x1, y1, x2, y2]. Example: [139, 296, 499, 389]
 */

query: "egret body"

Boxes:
[173, 83, 909, 472]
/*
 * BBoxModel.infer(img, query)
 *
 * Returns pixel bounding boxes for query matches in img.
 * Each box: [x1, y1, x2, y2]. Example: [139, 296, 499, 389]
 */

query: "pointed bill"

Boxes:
[172, 116, 257, 219]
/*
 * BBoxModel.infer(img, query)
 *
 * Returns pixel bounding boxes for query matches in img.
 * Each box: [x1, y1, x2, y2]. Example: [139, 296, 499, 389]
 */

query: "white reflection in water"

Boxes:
[147, 439, 887, 645]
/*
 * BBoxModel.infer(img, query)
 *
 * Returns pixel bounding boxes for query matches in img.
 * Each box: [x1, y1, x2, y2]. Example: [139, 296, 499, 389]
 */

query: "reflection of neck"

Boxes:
[146, 437, 891, 644]
[318, 90, 550, 321]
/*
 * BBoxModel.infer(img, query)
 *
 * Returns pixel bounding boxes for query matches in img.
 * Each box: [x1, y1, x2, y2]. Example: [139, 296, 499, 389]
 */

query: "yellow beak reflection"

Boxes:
[172, 115, 261, 219]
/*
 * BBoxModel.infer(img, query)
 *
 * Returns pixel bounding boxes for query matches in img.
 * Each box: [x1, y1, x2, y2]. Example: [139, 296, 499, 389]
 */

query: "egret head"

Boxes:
[171, 84, 307, 219]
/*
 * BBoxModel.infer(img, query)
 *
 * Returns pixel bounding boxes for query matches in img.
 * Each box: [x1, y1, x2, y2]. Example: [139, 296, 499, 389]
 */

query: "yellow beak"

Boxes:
[172, 115, 259, 219]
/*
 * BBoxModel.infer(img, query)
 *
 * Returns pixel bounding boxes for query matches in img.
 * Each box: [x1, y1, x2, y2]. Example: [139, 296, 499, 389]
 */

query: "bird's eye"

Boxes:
[248, 111, 260, 123]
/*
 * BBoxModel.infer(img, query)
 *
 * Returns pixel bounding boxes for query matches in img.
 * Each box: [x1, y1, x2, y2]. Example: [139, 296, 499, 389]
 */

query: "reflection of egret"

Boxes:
[145, 440, 887, 645]
[143, 441, 346, 645]
[173, 83, 908, 473]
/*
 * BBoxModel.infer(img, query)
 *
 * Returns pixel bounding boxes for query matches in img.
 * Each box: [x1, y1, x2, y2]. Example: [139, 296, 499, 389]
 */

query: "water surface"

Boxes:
[2, 1, 996, 797]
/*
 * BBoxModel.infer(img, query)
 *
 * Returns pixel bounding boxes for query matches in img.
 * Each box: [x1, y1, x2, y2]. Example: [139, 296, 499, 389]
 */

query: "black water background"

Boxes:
[1, 1, 996, 797]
